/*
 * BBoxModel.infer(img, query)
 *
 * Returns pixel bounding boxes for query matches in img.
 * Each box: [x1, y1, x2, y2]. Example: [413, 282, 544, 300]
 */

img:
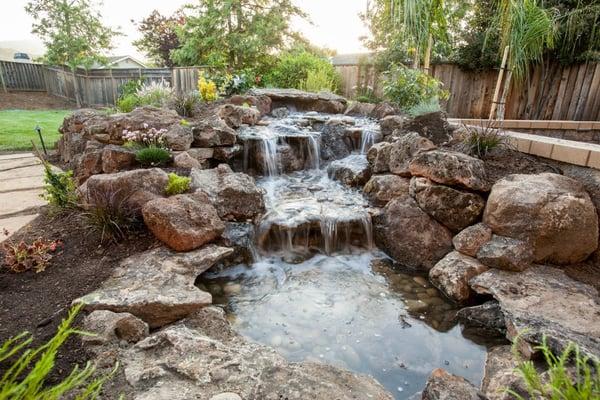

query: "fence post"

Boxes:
[0, 62, 7, 93]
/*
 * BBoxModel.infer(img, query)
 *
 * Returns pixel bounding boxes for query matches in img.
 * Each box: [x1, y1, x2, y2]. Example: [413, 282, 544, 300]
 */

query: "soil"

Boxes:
[0, 91, 75, 110]
[0, 208, 158, 384]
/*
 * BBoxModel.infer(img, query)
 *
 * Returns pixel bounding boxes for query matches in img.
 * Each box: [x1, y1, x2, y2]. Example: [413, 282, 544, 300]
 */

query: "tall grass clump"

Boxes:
[461, 121, 509, 158]
[301, 69, 338, 93]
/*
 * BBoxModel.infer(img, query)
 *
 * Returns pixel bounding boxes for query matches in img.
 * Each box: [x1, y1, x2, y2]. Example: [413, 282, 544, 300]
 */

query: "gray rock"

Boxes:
[327, 155, 372, 187]
[422, 368, 482, 400]
[410, 177, 486, 232]
[388, 132, 436, 177]
[344, 102, 376, 117]
[218, 104, 261, 129]
[403, 111, 451, 145]
[319, 119, 353, 160]
[367, 141, 393, 173]
[363, 174, 410, 207]
[248, 88, 347, 114]
[164, 124, 194, 151]
[453, 223, 493, 257]
[481, 346, 529, 400]
[227, 94, 272, 116]
[409, 150, 491, 191]
[221, 222, 257, 264]
[456, 301, 506, 337]
[483, 173, 599, 265]
[210, 394, 242, 400]
[82, 310, 149, 345]
[379, 115, 404, 136]
[470, 265, 600, 358]
[271, 107, 289, 118]
[74, 245, 233, 328]
[192, 117, 237, 147]
[429, 251, 488, 304]
[476, 235, 534, 272]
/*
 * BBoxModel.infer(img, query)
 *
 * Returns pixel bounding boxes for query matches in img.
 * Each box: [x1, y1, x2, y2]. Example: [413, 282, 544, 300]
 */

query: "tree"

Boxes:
[25, 0, 119, 106]
[171, 0, 306, 73]
[134, 10, 185, 68]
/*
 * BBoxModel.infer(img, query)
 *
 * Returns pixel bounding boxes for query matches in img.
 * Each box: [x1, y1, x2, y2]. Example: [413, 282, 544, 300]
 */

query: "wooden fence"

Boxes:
[0, 61, 47, 91]
[335, 61, 600, 121]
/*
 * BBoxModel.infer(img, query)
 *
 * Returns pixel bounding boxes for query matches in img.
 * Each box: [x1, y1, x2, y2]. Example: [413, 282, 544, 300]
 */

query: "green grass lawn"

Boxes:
[0, 110, 71, 151]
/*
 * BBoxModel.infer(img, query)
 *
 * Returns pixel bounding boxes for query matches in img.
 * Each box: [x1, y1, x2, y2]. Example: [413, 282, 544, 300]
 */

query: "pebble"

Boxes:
[413, 276, 428, 287]
[223, 283, 242, 295]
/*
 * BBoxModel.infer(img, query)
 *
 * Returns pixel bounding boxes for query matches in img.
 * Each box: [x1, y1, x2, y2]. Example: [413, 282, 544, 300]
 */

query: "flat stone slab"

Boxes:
[248, 88, 347, 103]
[0, 214, 39, 242]
[0, 152, 36, 161]
[0, 175, 45, 192]
[0, 157, 42, 171]
[0, 189, 47, 217]
[0, 164, 48, 180]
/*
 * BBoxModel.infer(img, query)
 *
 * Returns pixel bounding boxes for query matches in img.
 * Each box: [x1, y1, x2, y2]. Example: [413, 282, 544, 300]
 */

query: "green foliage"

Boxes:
[119, 79, 144, 98]
[460, 121, 509, 158]
[81, 188, 140, 243]
[136, 80, 173, 108]
[25, 0, 120, 70]
[171, 91, 199, 117]
[116, 94, 140, 113]
[266, 50, 340, 90]
[354, 87, 381, 104]
[509, 335, 600, 399]
[383, 64, 448, 111]
[135, 146, 171, 167]
[41, 163, 78, 209]
[0, 304, 117, 399]
[198, 76, 218, 102]
[406, 97, 442, 117]
[165, 173, 191, 196]
[134, 10, 184, 67]
[301, 68, 338, 93]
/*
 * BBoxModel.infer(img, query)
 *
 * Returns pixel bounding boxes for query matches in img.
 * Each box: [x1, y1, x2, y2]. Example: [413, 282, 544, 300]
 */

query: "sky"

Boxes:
[0, 0, 371, 59]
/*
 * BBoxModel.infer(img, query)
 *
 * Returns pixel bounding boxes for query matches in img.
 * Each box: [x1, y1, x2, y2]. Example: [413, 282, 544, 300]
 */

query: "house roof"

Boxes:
[330, 52, 375, 66]
[94, 55, 148, 69]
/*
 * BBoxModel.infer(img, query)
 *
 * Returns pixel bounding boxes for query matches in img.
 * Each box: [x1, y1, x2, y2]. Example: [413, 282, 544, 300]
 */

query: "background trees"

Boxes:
[133, 10, 184, 68]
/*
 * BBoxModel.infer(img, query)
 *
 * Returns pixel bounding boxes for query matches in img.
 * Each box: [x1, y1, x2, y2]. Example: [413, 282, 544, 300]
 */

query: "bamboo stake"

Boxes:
[489, 45, 510, 119]
[423, 34, 433, 75]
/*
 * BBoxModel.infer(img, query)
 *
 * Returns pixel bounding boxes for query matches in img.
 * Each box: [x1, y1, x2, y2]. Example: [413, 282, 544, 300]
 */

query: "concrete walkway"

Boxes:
[0, 153, 48, 243]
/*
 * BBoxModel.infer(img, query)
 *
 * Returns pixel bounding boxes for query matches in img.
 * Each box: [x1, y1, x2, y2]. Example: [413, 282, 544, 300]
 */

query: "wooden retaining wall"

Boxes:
[335, 62, 600, 121]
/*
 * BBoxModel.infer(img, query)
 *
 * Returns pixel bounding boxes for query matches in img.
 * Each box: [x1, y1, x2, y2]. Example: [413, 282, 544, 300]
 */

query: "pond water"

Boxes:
[199, 112, 489, 399]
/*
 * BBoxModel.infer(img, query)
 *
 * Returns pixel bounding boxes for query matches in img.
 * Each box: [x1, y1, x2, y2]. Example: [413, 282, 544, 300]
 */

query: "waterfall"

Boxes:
[261, 137, 280, 176]
[359, 128, 375, 154]
[306, 134, 321, 170]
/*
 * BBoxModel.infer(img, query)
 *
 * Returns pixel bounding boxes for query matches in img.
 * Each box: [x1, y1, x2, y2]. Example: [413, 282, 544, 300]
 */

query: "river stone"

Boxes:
[190, 164, 265, 221]
[410, 177, 486, 232]
[403, 111, 452, 145]
[82, 310, 149, 345]
[373, 195, 453, 270]
[118, 307, 393, 400]
[192, 117, 237, 147]
[483, 173, 599, 265]
[101, 145, 136, 173]
[476, 235, 534, 272]
[344, 101, 376, 117]
[142, 192, 225, 252]
[470, 265, 600, 358]
[481, 346, 528, 400]
[218, 104, 261, 129]
[367, 141, 393, 173]
[409, 150, 491, 191]
[379, 115, 404, 137]
[453, 223, 493, 257]
[429, 251, 488, 304]
[456, 301, 506, 337]
[74, 246, 233, 328]
[327, 155, 372, 187]
[388, 132, 436, 177]
[363, 174, 410, 207]
[422, 368, 482, 400]
[164, 124, 193, 151]
[78, 168, 169, 216]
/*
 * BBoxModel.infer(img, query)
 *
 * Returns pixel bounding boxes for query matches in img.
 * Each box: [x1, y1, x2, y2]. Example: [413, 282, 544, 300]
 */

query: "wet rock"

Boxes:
[164, 124, 193, 151]
[75, 246, 233, 328]
[476, 235, 534, 272]
[422, 368, 482, 400]
[319, 119, 353, 160]
[367, 142, 393, 173]
[190, 164, 265, 221]
[248, 88, 347, 114]
[218, 104, 261, 129]
[481, 346, 528, 400]
[429, 251, 488, 304]
[410, 177, 485, 232]
[327, 155, 372, 187]
[100, 145, 136, 174]
[373, 195, 453, 270]
[453, 223, 493, 257]
[409, 150, 491, 191]
[173, 151, 202, 169]
[220, 222, 256, 264]
[78, 168, 169, 216]
[344, 102, 376, 117]
[483, 173, 598, 265]
[213, 144, 243, 162]
[142, 192, 225, 252]
[363, 174, 410, 207]
[388, 132, 436, 177]
[470, 265, 600, 358]
[192, 117, 237, 147]
[271, 107, 289, 118]
[456, 301, 506, 337]
[82, 310, 149, 345]
[369, 102, 397, 119]
[379, 115, 404, 137]
[228, 94, 272, 116]
[403, 111, 451, 145]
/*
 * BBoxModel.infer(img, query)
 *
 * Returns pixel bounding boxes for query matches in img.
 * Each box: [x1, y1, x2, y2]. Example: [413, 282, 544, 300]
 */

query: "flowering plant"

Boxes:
[122, 123, 168, 148]
[2, 238, 63, 273]
[198, 76, 218, 102]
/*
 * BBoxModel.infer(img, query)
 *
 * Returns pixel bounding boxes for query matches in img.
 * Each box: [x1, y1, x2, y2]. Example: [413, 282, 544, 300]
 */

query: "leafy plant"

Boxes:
[0, 304, 117, 399]
[2, 238, 62, 273]
[41, 162, 78, 209]
[354, 85, 380, 104]
[265, 50, 340, 91]
[301, 68, 338, 93]
[198, 76, 218, 102]
[406, 97, 442, 117]
[508, 335, 600, 399]
[171, 91, 199, 117]
[116, 94, 140, 113]
[382, 64, 448, 111]
[81, 188, 140, 243]
[135, 146, 171, 167]
[165, 173, 191, 196]
[460, 121, 509, 158]
[135, 80, 173, 107]
[122, 126, 168, 148]
[119, 78, 144, 98]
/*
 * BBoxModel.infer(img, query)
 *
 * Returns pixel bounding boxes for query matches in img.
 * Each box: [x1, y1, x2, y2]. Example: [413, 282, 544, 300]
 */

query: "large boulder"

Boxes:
[409, 150, 491, 191]
[164, 124, 194, 151]
[227, 94, 272, 116]
[373, 195, 453, 270]
[248, 88, 347, 114]
[367, 142, 393, 173]
[142, 192, 225, 252]
[78, 168, 169, 216]
[422, 368, 482, 400]
[101, 145, 136, 174]
[388, 132, 436, 177]
[379, 115, 404, 137]
[190, 164, 265, 221]
[192, 117, 237, 147]
[363, 174, 410, 207]
[452, 223, 493, 257]
[319, 119, 353, 160]
[402, 111, 452, 145]
[409, 177, 485, 232]
[218, 104, 261, 129]
[327, 155, 371, 187]
[429, 251, 488, 304]
[75, 245, 233, 328]
[483, 173, 599, 265]
[476, 235, 534, 272]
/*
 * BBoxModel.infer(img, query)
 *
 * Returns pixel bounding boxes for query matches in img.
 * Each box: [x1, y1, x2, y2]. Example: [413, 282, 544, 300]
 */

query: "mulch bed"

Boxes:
[0, 91, 75, 110]
[0, 208, 158, 384]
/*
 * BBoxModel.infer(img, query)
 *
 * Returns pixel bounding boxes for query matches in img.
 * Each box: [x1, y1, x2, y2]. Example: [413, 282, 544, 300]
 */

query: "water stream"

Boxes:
[200, 112, 489, 399]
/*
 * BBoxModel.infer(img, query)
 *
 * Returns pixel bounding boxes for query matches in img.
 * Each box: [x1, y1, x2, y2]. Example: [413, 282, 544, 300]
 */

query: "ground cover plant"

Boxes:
[1, 236, 62, 273]
[461, 121, 510, 158]
[0, 110, 70, 151]
[165, 173, 191, 196]
[41, 162, 78, 210]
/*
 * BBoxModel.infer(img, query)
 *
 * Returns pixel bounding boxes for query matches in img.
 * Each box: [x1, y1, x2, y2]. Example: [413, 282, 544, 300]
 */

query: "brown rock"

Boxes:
[83, 310, 149, 345]
[142, 192, 225, 252]
[388, 132, 436, 177]
[228, 94, 272, 116]
[344, 102, 376, 117]
[363, 174, 410, 206]
[327, 155, 371, 187]
[173, 152, 202, 169]
[213, 144, 243, 162]
[247, 88, 347, 114]
[476, 235, 534, 271]
[403, 111, 451, 145]
[422, 368, 482, 400]
[74, 148, 104, 183]
[164, 124, 194, 151]
[483, 173, 599, 265]
[192, 117, 237, 147]
[369, 102, 397, 119]
[218, 104, 261, 129]
[101, 145, 136, 173]
[453, 223, 493, 257]
[379, 115, 404, 136]
[367, 142, 393, 173]
[429, 251, 488, 304]
[481, 346, 528, 400]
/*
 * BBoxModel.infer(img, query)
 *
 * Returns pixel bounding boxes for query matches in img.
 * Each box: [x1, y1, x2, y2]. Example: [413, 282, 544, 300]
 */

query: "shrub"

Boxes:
[508, 335, 600, 399]
[212, 71, 255, 96]
[2, 238, 62, 273]
[171, 91, 199, 117]
[81, 188, 140, 243]
[136, 79, 173, 107]
[461, 121, 509, 158]
[382, 64, 449, 111]
[41, 163, 78, 209]
[301, 68, 338, 93]
[198, 76, 218, 102]
[406, 98, 443, 118]
[354, 85, 380, 104]
[135, 146, 171, 167]
[265, 50, 340, 91]
[165, 173, 191, 196]
[116, 94, 140, 113]
[0, 304, 117, 399]
[119, 78, 144, 98]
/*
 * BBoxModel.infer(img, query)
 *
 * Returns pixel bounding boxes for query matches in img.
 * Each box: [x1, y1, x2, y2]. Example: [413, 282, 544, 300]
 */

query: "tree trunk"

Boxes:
[423, 35, 433, 75]
[489, 46, 510, 119]
[496, 70, 512, 121]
